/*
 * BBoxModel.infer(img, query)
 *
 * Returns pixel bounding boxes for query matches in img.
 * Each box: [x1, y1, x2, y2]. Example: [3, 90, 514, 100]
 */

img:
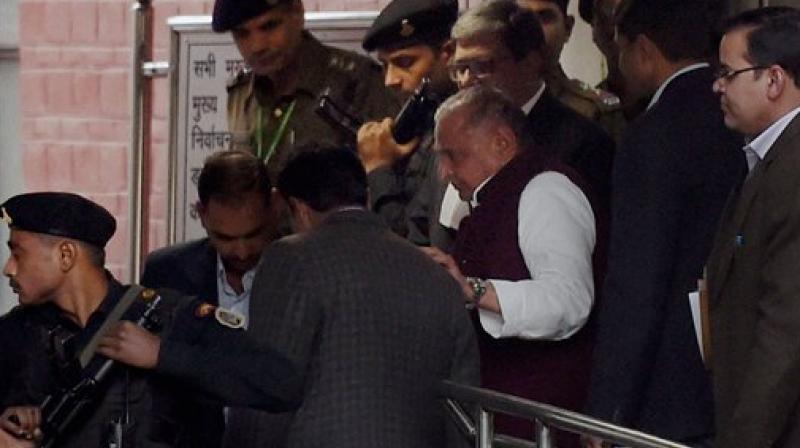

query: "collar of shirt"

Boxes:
[470, 175, 495, 209]
[744, 104, 800, 165]
[646, 62, 710, 111]
[216, 254, 257, 309]
[521, 82, 547, 115]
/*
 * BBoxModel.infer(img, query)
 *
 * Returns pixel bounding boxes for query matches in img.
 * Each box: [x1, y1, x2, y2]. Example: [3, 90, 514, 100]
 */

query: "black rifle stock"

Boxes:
[314, 78, 442, 146]
[38, 294, 163, 448]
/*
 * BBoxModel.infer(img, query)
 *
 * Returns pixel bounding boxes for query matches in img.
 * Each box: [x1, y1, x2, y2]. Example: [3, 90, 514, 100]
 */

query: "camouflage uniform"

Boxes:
[227, 31, 400, 182]
[546, 65, 627, 142]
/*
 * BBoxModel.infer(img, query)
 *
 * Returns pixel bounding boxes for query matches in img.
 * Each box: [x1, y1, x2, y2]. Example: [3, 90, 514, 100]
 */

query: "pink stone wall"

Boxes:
[17, 0, 417, 281]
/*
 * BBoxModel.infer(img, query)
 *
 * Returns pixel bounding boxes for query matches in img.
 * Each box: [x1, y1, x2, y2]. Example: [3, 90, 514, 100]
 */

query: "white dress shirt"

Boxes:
[216, 255, 256, 329]
[744, 105, 800, 171]
[475, 171, 596, 341]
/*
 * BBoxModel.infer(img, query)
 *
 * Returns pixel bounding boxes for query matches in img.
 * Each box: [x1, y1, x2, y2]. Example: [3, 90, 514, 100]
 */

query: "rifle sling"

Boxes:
[78, 285, 145, 369]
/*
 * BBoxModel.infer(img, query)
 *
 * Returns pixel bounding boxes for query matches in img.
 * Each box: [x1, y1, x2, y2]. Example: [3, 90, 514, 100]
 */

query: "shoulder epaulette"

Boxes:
[565, 78, 621, 111]
[326, 46, 382, 75]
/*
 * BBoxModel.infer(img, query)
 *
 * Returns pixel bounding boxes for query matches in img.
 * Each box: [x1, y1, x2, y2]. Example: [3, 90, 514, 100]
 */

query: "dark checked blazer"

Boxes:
[707, 113, 800, 448]
[223, 209, 479, 448]
[585, 66, 744, 442]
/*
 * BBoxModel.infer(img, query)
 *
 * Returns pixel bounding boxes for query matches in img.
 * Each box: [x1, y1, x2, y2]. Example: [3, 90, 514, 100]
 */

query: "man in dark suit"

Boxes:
[445, 0, 615, 210]
[223, 147, 479, 448]
[584, 1, 744, 446]
[141, 150, 277, 310]
[707, 7, 800, 448]
[140, 150, 278, 447]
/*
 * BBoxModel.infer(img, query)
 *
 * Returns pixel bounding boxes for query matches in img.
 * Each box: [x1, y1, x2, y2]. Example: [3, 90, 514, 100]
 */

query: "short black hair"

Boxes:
[616, 0, 720, 62]
[197, 150, 271, 207]
[277, 147, 368, 212]
[723, 6, 800, 88]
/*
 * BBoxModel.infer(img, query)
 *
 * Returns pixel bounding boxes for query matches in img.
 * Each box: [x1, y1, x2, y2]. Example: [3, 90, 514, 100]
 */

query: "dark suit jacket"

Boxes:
[528, 90, 616, 207]
[585, 66, 744, 441]
[140, 238, 223, 448]
[140, 238, 218, 303]
[707, 113, 800, 448]
[223, 209, 479, 448]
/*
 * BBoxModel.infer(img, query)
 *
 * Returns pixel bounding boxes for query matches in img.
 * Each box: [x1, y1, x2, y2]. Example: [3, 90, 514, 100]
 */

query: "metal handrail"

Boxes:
[439, 381, 690, 448]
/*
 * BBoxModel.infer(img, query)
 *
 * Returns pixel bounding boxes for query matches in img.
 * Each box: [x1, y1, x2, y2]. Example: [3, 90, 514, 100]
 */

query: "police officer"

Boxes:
[213, 0, 400, 181]
[518, 0, 626, 140]
[0, 192, 301, 448]
[357, 0, 459, 247]
[578, 0, 650, 120]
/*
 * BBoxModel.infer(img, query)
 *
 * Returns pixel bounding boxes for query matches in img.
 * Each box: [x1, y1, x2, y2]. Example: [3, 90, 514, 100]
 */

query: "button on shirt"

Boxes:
[216, 255, 256, 329]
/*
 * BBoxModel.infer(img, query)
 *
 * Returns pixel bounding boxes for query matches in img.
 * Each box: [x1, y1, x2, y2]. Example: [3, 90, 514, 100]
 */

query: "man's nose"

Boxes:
[457, 68, 480, 89]
[3, 258, 15, 278]
[384, 66, 402, 90]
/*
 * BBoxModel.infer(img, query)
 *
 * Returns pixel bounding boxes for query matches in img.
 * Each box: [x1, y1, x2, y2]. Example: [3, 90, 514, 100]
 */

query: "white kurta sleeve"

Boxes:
[478, 171, 596, 340]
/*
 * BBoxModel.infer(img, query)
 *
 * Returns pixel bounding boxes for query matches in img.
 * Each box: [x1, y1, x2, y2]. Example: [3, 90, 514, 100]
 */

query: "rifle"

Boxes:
[315, 78, 443, 145]
[37, 290, 163, 448]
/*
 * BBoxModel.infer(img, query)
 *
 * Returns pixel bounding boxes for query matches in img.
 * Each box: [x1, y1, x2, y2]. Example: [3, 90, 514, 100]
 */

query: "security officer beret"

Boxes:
[212, 0, 294, 32]
[362, 0, 459, 52]
[0, 192, 117, 248]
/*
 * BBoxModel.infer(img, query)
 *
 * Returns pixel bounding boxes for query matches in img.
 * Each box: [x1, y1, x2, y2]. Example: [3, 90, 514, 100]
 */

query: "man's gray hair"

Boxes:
[451, 0, 545, 61]
[434, 85, 537, 151]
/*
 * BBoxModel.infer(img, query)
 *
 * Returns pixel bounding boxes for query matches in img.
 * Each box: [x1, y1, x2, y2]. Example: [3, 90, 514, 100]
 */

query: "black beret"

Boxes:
[362, 0, 459, 52]
[212, 0, 294, 32]
[0, 192, 117, 248]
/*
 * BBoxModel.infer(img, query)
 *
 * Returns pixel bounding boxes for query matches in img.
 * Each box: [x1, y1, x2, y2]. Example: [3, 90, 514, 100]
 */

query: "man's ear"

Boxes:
[765, 65, 787, 101]
[438, 39, 456, 65]
[491, 124, 518, 160]
[57, 240, 78, 272]
[196, 201, 208, 229]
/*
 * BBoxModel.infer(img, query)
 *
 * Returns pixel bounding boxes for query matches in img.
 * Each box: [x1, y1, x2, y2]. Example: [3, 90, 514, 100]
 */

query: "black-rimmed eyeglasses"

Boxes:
[714, 65, 769, 82]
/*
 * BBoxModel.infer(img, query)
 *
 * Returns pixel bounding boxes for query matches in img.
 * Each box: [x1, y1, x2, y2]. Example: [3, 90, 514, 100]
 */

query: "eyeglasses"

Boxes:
[714, 65, 769, 82]
[447, 57, 503, 83]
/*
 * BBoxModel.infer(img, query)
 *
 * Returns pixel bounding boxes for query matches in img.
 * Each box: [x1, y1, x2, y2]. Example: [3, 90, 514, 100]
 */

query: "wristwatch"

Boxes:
[465, 277, 488, 306]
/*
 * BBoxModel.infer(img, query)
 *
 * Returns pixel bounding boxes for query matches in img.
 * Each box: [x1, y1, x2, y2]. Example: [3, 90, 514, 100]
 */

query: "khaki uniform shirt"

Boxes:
[546, 66, 626, 142]
[227, 31, 400, 181]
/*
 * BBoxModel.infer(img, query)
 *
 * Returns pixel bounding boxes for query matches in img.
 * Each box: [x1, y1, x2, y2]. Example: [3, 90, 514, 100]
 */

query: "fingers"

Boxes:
[97, 321, 160, 369]
[420, 246, 455, 268]
[0, 407, 40, 439]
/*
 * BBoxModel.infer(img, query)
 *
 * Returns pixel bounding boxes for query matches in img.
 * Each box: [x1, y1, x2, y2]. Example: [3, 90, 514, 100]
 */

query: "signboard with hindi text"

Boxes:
[167, 12, 378, 244]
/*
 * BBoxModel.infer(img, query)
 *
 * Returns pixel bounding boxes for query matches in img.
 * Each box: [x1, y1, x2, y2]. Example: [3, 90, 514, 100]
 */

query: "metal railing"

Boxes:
[438, 381, 691, 448]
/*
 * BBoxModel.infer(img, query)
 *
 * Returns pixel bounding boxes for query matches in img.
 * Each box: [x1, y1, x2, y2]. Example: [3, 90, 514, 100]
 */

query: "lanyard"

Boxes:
[254, 99, 297, 163]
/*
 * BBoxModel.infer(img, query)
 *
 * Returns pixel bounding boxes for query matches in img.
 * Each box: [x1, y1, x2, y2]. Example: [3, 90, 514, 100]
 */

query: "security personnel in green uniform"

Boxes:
[0, 192, 301, 448]
[212, 0, 400, 182]
[518, 0, 626, 141]
[357, 0, 458, 247]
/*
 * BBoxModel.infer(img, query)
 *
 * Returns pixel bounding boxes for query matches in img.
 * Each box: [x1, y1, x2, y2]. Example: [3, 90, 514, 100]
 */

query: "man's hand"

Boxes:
[356, 118, 419, 173]
[419, 246, 472, 299]
[0, 407, 40, 445]
[582, 435, 610, 448]
[0, 429, 35, 448]
[420, 246, 502, 313]
[97, 321, 161, 369]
